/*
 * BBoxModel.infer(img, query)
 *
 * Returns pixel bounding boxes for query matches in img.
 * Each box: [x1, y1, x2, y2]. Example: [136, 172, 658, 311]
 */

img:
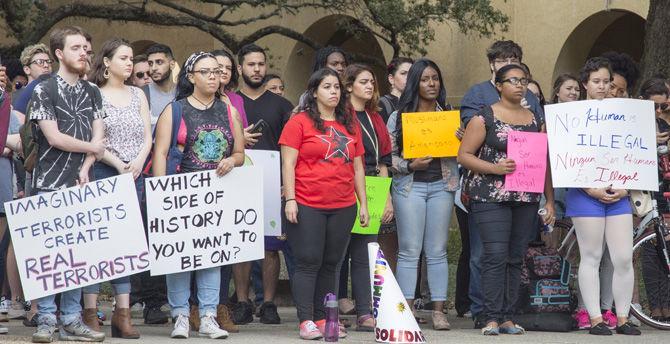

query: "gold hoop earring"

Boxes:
[103, 67, 110, 79]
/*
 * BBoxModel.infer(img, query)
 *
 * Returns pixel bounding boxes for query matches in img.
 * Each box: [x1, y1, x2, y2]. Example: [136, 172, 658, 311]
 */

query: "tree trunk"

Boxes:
[639, 0, 670, 88]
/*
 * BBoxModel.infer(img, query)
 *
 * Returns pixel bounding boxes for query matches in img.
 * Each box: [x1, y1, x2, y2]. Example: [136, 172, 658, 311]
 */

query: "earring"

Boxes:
[103, 67, 110, 79]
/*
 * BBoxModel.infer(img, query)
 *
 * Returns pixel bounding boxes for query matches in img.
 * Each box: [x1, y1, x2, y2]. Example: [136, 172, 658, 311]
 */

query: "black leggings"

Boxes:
[471, 201, 538, 323]
[287, 203, 356, 322]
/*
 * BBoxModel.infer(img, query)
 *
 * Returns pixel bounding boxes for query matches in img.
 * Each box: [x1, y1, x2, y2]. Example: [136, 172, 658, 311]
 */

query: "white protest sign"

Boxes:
[145, 167, 264, 275]
[545, 98, 658, 191]
[4, 174, 149, 300]
[244, 150, 281, 236]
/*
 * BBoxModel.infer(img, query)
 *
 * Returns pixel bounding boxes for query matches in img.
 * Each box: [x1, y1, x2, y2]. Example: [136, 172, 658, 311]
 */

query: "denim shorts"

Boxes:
[565, 188, 632, 217]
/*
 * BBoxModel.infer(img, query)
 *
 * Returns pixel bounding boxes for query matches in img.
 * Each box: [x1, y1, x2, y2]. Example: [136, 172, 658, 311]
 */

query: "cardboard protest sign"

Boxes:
[145, 167, 264, 275]
[4, 174, 148, 300]
[545, 98, 658, 191]
[505, 131, 548, 193]
[401, 111, 461, 159]
[368, 243, 425, 343]
[244, 150, 281, 236]
[352, 176, 392, 235]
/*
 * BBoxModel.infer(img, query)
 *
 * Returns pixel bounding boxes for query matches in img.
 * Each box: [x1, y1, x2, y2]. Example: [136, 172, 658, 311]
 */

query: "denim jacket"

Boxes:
[387, 111, 460, 197]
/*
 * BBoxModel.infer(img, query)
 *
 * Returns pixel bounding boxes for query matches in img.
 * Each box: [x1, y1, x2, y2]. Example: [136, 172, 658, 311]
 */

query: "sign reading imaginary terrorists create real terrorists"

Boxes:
[545, 98, 658, 191]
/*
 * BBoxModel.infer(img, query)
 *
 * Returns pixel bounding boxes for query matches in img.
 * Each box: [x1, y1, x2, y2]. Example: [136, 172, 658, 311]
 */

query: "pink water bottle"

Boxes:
[324, 293, 339, 342]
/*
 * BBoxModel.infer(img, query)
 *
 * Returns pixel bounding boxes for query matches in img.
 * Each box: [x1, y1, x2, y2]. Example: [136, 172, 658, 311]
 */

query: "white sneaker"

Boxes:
[171, 314, 190, 339]
[0, 298, 9, 314]
[8, 301, 26, 319]
[199, 314, 228, 339]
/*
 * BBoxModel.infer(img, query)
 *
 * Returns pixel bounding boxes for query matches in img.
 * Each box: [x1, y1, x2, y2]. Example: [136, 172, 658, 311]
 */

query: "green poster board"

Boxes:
[352, 176, 392, 235]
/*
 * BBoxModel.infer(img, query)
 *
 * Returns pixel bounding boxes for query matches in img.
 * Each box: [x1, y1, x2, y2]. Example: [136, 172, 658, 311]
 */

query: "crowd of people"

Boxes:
[0, 24, 668, 342]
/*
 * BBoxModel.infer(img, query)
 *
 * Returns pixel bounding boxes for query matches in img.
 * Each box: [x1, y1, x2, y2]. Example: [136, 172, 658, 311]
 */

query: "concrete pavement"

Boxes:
[1, 306, 668, 343]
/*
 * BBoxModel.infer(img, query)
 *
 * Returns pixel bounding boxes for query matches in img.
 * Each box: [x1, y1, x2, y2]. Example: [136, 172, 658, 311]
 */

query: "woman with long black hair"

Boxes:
[386, 58, 458, 330]
[153, 52, 245, 339]
[279, 68, 369, 340]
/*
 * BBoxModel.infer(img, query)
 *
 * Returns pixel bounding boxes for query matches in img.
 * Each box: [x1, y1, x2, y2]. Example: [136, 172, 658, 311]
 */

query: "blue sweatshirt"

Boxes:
[460, 80, 544, 126]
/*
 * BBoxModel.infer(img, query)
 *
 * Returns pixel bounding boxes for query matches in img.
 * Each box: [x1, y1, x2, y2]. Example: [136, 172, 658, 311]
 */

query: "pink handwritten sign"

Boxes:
[505, 131, 548, 193]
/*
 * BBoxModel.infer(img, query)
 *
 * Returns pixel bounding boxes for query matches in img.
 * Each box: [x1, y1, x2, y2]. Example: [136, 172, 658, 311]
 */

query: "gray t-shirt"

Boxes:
[148, 83, 176, 130]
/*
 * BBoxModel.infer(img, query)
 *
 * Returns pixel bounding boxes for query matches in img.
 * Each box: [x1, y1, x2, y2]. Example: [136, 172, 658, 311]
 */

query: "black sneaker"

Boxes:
[259, 302, 281, 324]
[232, 301, 254, 325]
[615, 322, 641, 335]
[589, 322, 612, 335]
[143, 307, 169, 325]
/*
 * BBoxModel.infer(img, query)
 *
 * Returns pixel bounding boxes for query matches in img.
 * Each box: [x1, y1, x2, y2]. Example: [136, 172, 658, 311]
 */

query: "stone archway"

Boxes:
[552, 10, 645, 81]
[283, 15, 387, 102]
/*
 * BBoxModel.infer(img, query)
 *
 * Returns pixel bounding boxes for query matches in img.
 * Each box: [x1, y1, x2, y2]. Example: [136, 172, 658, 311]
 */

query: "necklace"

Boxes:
[191, 94, 215, 110]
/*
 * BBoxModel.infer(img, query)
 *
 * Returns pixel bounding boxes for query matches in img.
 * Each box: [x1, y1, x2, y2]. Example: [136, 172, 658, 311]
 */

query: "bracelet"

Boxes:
[285, 198, 296, 203]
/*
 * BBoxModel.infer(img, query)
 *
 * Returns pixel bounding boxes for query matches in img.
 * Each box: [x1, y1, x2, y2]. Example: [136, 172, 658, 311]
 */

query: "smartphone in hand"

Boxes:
[249, 119, 268, 134]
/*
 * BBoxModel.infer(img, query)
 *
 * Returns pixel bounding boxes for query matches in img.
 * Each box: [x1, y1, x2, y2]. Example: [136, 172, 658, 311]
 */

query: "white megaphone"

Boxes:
[368, 242, 426, 343]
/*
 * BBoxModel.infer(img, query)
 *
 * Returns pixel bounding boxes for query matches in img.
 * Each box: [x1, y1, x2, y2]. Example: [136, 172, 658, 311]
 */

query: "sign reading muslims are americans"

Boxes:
[545, 98, 658, 191]
[4, 174, 149, 300]
[145, 167, 264, 275]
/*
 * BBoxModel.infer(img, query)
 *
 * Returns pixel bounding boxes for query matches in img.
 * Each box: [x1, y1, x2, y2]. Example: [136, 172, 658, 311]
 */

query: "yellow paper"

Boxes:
[401, 111, 461, 159]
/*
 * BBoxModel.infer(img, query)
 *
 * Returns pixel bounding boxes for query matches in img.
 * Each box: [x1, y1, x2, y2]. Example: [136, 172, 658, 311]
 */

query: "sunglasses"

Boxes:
[135, 71, 150, 78]
[655, 102, 670, 111]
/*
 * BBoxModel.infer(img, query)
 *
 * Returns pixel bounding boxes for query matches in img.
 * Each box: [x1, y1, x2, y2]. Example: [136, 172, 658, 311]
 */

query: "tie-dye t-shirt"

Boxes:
[28, 75, 105, 191]
[178, 98, 234, 173]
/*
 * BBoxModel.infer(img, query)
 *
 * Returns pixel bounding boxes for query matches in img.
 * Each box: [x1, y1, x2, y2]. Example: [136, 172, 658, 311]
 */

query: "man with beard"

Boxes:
[143, 43, 176, 130]
[27, 26, 106, 343]
[229, 44, 293, 325]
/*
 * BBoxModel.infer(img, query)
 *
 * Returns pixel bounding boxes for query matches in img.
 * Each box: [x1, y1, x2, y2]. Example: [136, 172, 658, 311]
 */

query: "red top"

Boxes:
[279, 112, 364, 209]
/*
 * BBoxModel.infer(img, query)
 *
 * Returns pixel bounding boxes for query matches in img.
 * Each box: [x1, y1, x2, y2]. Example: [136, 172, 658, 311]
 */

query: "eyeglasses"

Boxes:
[29, 59, 52, 67]
[192, 69, 223, 77]
[135, 71, 150, 78]
[494, 58, 520, 65]
[501, 77, 529, 86]
[655, 102, 670, 111]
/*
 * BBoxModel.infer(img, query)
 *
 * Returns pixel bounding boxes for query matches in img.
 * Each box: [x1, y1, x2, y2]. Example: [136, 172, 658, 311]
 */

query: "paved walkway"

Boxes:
[1, 306, 668, 343]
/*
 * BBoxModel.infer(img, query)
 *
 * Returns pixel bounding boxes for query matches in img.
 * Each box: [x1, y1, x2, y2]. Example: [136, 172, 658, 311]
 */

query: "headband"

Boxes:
[184, 51, 215, 73]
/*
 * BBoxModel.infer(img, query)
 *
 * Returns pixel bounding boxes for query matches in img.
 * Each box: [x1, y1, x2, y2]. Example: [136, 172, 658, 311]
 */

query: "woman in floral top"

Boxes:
[458, 64, 555, 335]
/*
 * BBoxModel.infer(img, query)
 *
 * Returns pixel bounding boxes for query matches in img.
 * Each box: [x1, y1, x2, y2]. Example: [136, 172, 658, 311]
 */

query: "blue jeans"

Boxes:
[393, 180, 453, 301]
[468, 211, 484, 317]
[81, 163, 142, 296]
[167, 267, 220, 317]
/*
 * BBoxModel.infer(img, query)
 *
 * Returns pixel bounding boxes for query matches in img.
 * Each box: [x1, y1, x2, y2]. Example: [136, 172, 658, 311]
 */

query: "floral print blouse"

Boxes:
[464, 106, 543, 203]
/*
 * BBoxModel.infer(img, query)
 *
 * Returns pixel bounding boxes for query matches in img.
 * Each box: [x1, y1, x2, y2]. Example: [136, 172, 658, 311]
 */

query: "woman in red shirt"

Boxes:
[279, 68, 369, 340]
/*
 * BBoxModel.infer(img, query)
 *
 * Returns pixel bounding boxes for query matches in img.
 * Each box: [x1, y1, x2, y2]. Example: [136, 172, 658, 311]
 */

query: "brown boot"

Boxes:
[111, 308, 140, 339]
[217, 304, 239, 333]
[83, 308, 101, 332]
[189, 304, 200, 331]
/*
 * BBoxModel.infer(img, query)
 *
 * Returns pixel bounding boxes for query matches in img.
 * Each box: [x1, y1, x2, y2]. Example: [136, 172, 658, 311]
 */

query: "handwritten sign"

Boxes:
[505, 131, 548, 193]
[545, 98, 658, 191]
[401, 111, 461, 159]
[4, 174, 149, 300]
[145, 167, 264, 275]
[244, 150, 281, 236]
[352, 176, 392, 235]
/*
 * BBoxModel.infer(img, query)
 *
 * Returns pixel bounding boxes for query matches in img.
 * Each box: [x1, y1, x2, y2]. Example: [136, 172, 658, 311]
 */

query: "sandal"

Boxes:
[356, 314, 375, 332]
[481, 325, 499, 336]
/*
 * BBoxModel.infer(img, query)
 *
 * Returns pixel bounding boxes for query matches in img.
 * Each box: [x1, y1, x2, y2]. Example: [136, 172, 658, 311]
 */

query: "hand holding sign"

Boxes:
[505, 131, 548, 193]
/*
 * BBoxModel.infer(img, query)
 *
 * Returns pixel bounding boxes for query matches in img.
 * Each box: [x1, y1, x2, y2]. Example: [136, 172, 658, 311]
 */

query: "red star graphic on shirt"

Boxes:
[317, 126, 353, 161]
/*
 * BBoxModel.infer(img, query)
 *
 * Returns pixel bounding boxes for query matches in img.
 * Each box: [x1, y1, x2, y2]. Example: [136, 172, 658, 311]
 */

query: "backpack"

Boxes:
[516, 243, 575, 314]
[142, 100, 183, 176]
[20, 77, 100, 173]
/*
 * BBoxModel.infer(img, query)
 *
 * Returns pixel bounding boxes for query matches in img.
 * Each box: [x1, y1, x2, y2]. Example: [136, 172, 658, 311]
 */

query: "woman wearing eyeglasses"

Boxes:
[153, 51, 245, 339]
[458, 64, 555, 335]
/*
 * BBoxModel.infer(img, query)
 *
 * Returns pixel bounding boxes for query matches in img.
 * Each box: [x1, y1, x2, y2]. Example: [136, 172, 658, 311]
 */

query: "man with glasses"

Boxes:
[459, 40, 544, 330]
[129, 55, 152, 87]
[13, 44, 53, 115]
[143, 43, 177, 130]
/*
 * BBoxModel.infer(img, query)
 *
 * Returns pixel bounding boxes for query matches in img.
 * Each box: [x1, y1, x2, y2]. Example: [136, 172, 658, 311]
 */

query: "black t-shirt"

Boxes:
[238, 90, 293, 151]
[356, 110, 391, 173]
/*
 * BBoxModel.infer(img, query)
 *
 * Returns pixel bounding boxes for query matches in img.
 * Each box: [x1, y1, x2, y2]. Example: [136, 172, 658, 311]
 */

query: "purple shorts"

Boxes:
[565, 188, 632, 218]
